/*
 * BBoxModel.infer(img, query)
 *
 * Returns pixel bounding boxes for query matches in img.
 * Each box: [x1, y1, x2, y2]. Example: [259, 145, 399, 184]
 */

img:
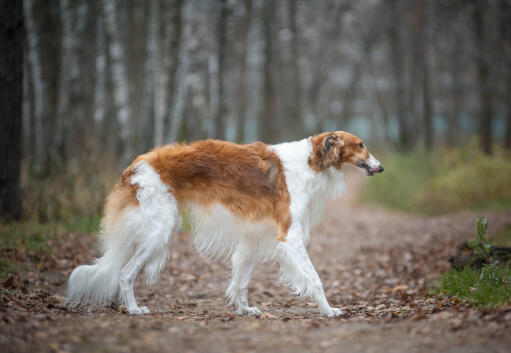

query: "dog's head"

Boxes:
[309, 131, 384, 176]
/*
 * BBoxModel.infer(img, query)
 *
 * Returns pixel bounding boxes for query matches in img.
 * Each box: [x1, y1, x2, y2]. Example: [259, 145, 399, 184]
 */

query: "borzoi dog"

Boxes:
[66, 131, 383, 317]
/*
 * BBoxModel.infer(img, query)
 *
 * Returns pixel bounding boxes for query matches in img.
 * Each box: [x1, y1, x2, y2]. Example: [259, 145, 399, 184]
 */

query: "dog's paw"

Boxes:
[140, 306, 151, 314]
[129, 306, 151, 315]
[236, 306, 262, 316]
[321, 306, 344, 318]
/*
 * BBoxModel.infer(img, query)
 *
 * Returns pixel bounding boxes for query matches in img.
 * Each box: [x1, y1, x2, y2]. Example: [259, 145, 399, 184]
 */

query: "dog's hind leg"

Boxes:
[118, 160, 179, 315]
[226, 244, 261, 316]
[118, 209, 177, 315]
[119, 235, 163, 314]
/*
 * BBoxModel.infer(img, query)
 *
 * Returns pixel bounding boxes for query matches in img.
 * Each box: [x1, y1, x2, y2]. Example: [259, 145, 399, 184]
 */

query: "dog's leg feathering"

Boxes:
[277, 226, 343, 317]
[226, 244, 260, 316]
[119, 161, 178, 315]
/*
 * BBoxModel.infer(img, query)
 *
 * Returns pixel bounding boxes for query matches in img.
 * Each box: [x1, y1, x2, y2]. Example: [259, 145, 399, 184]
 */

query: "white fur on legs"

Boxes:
[277, 226, 343, 317]
[119, 161, 178, 315]
[226, 244, 261, 316]
[120, 241, 158, 314]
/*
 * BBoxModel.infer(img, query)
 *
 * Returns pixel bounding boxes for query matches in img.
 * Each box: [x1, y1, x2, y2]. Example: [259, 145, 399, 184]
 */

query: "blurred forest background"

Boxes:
[2, 0, 511, 222]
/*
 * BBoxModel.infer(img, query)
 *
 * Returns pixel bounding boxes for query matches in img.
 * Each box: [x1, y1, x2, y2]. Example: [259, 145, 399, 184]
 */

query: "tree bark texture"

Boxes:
[0, 0, 23, 220]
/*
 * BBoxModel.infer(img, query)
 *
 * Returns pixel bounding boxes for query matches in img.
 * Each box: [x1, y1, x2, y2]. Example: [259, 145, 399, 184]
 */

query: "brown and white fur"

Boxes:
[66, 131, 383, 317]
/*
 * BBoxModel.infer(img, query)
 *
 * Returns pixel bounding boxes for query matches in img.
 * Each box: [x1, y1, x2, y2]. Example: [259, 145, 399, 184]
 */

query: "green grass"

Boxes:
[0, 215, 100, 280]
[0, 216, 100, 253]
[361, 143, 511, 215]
[434, 264, 511, 308]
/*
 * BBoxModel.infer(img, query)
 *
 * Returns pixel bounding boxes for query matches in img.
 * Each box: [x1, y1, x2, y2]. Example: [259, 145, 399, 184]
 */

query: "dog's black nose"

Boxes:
[378, 166, 384, 173]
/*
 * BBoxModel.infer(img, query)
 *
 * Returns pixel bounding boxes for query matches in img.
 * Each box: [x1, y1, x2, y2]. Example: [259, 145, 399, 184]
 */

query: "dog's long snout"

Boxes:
[367, 154, 383, 173]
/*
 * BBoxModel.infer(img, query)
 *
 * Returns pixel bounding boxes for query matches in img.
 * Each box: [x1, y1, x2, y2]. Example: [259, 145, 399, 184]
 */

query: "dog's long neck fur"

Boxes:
[272, 138, 346, 236]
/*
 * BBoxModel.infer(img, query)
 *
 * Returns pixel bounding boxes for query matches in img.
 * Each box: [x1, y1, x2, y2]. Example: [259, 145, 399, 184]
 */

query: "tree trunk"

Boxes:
[25, 0, 61, 175]
[140, 0, 156, 152]
[213, 0, 228, 140]
[500, 0, 511, 150]
[389, 1, 410, 150]
[422, 59, 433, 150]
[447, 28, 462, 147]
[413, 0, 433, 149]
[259, 0, 275, 143]
[126, 0, 148, 156]
[167, 1, 192, 142]
[101, 6, 122, 158]
[235, 0, 252, 143]
[288, 0, 303, 138]
[57, 0, 99, 164]
[506, 92, 511, 149]
[360, 24, 391, 143]
[506, 55, 511, 148]
[0, 0, 23, 220]
[421, 0, 433, 150]
[24, 37, 36, 166]
[153, 0, 168, 147]
[104, 0, 130, 159]
[506, 66, 511, 149]
[473, 4, 493, 154]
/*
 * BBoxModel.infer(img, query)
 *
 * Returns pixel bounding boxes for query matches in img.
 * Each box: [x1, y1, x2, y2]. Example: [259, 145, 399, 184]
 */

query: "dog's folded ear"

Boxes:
[309, 133, 345, 171]
[323, 135, 339, 153]
[321, 134, 343, 169]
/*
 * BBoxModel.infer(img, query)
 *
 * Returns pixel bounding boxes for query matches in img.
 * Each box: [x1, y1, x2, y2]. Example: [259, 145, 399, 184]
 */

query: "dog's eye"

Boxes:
[359, 143, 364, 150]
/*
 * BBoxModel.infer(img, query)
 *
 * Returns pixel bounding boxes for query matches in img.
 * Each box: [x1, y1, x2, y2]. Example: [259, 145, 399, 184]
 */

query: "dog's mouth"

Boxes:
[357, 162, 383, 176]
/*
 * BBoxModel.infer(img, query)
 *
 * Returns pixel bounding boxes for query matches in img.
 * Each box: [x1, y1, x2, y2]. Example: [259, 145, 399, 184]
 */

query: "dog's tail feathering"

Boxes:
[66, 250, 122, 306]
[65, 205, 131, 306]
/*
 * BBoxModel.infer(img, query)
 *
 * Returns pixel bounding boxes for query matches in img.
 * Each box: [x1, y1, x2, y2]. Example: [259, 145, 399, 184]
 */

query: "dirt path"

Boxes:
[1, 172, 511, 353]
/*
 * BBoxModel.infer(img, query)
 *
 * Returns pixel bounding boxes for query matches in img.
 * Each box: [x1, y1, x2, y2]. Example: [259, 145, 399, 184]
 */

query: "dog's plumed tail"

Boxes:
[66, 250, 122, 307]
[65, 203, 131, 306]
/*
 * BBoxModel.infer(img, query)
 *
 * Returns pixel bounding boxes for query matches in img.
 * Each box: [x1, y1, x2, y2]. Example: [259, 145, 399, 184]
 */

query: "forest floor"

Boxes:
[1, 172, 511, 353]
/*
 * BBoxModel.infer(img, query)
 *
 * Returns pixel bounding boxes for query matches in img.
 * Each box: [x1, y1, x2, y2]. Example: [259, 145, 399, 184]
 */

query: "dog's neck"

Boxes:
[271, 138, 346, 229]
[271, 137, 345, 193]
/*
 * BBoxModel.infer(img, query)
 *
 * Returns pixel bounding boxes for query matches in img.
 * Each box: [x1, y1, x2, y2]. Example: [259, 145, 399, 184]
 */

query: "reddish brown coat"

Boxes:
[109, 140, 292, 241]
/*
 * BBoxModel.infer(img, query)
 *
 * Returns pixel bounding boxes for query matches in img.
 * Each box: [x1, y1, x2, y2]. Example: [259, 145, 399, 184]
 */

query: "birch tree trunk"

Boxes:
[103, 0, 130, 159]
[167, 1, 192, 142]
[235, 0, 252, 143]
[244, 0, 263, 142]
[57, 0, 98, 163]
[100, 4, 122, 157]
[126, 0, 149, 155]
[24, 0, 62, 175]
[140, 0, 156, 152]
[259, 0, 275, 143]
[288, 0, 303, 138]
[153, 0, 168, 147]
[213, 0, 229, 140]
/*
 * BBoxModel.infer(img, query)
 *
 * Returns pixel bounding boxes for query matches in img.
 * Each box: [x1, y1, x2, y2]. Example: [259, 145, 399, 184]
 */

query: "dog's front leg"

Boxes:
[278, 226, 343, 317]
